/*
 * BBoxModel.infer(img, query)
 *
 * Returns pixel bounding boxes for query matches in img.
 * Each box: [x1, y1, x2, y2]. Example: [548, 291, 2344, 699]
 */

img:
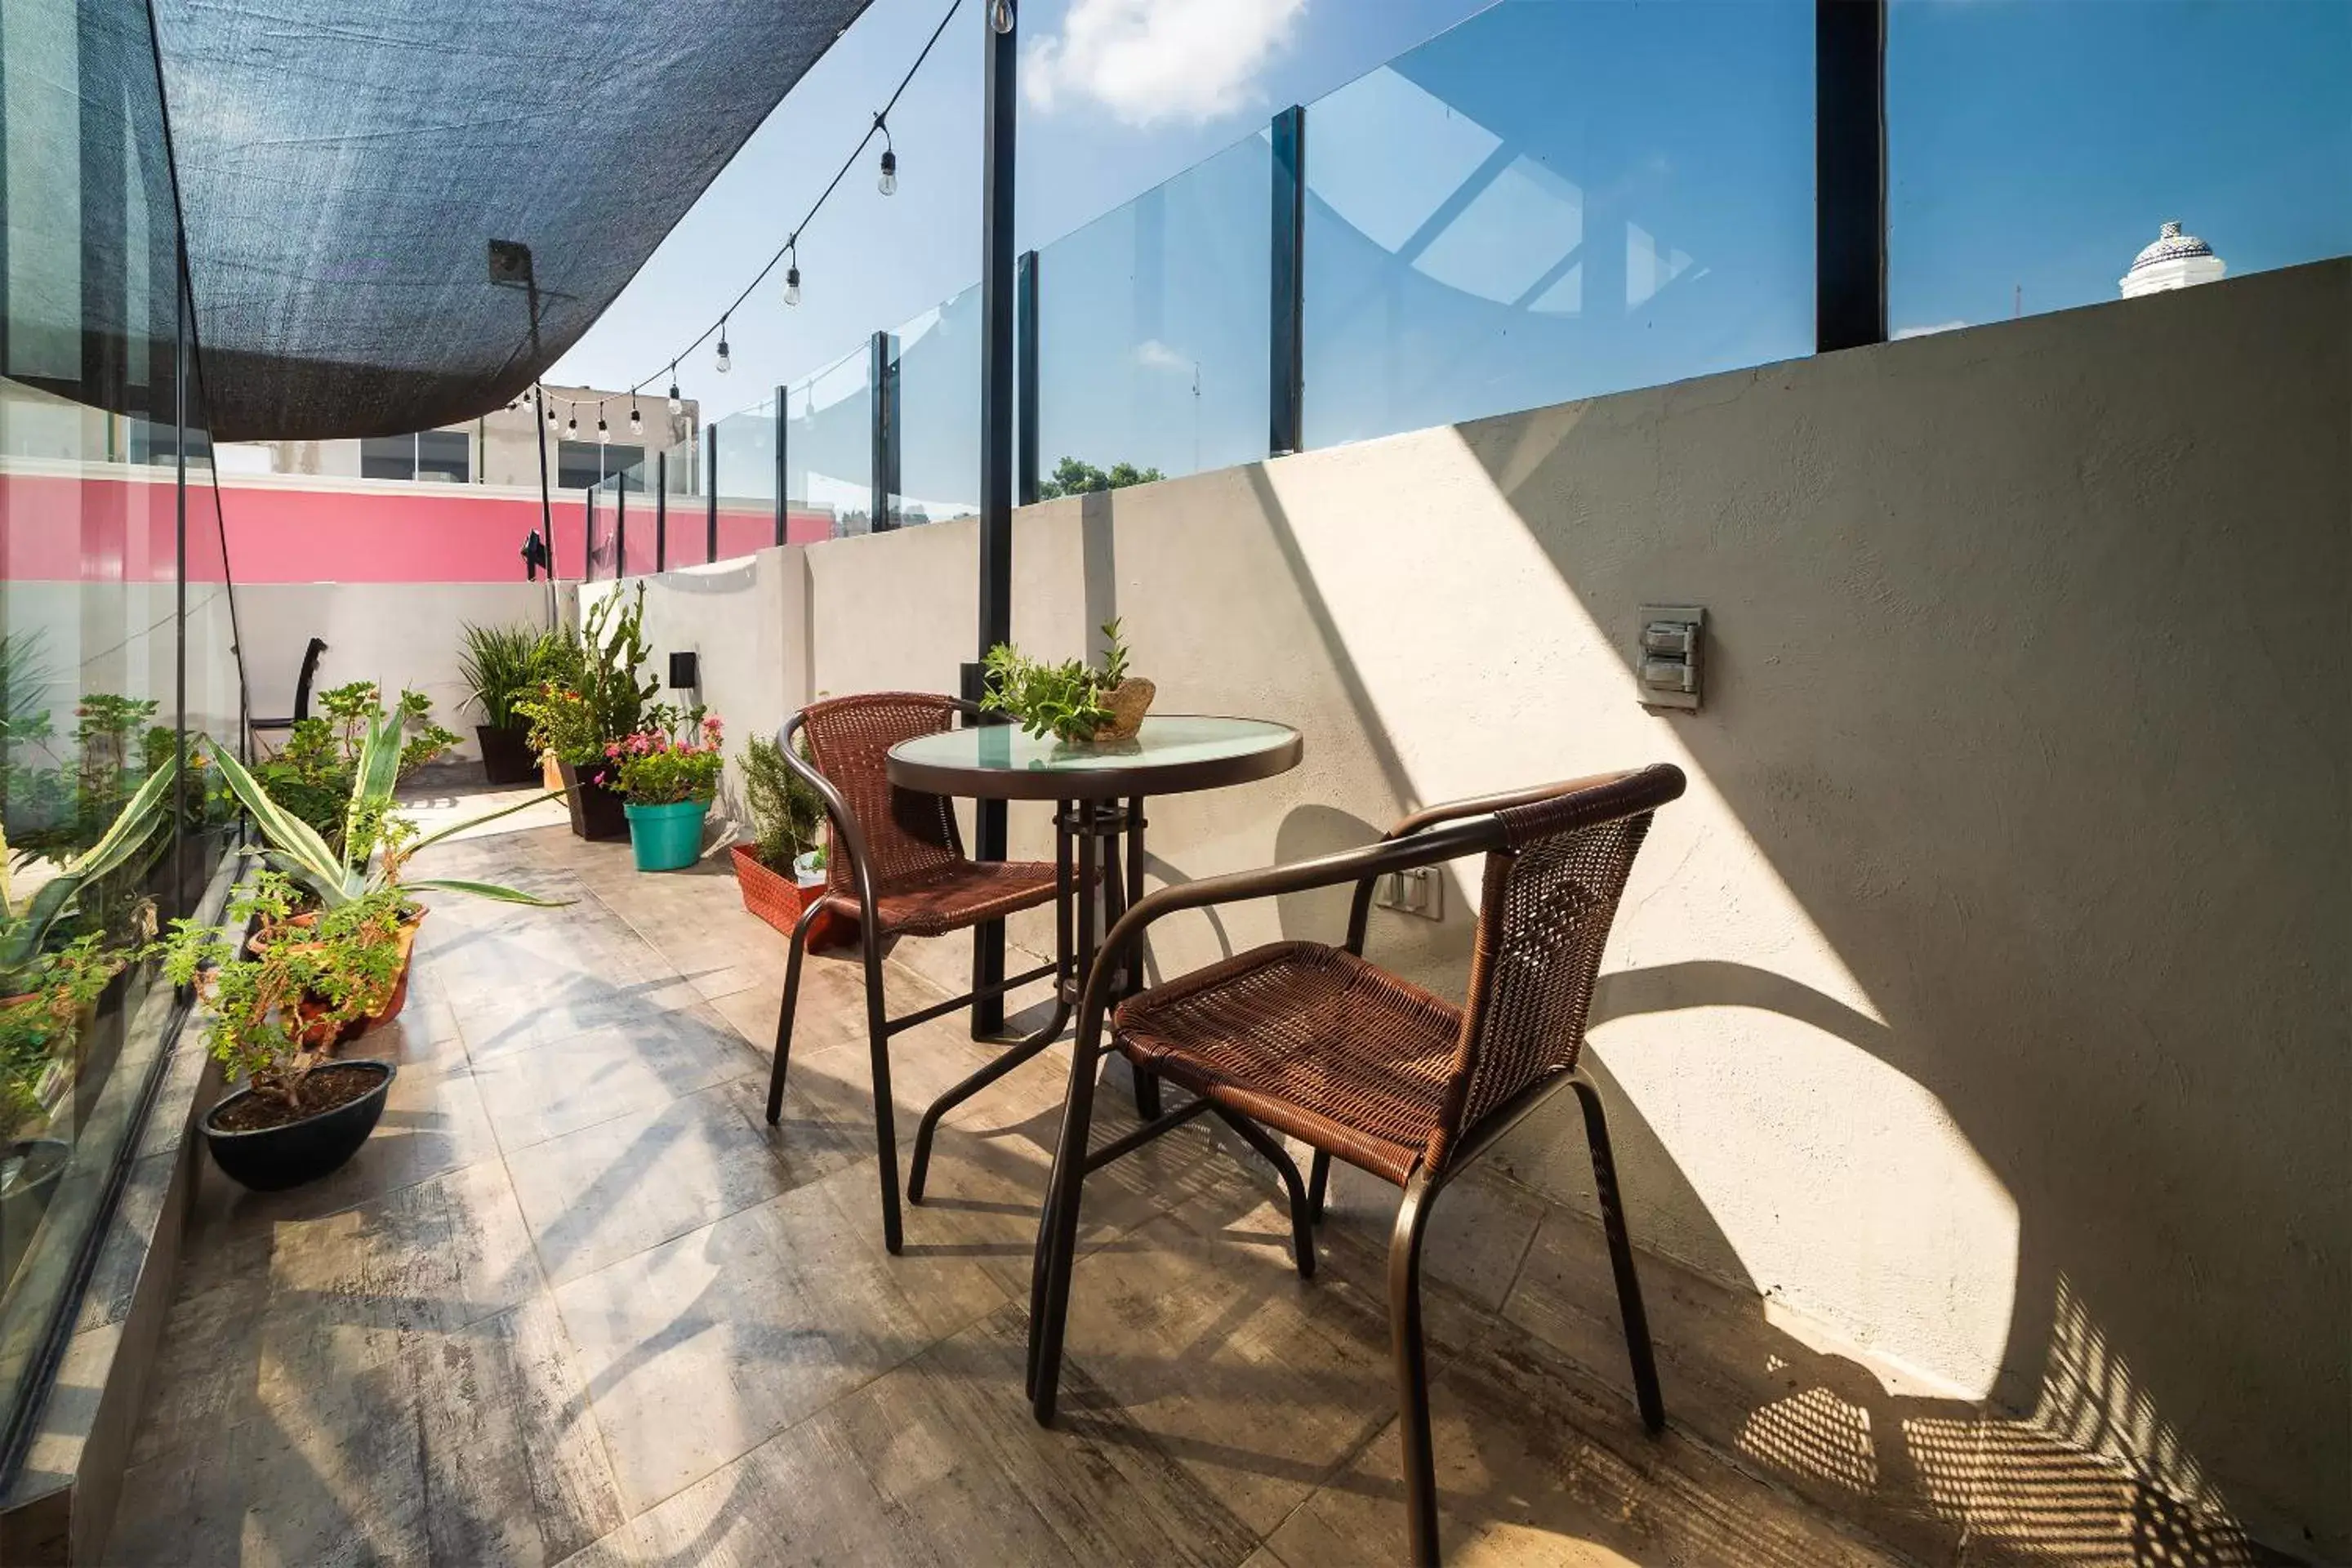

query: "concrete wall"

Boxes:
[584, 261, 2349, 1558]
[236, 581, 564, 757]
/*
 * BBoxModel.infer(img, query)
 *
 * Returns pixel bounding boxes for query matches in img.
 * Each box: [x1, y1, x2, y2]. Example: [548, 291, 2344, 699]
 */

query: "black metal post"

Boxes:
[1017, 248, 1040, 504]
[972, 0, 1018, 1033]
[1269, 104, 1306, 457]
[706, 426, 719, 562]
[615, 471, 628, 577]
[870, 332, 902, 532]
[1816, 0, 1887, 351]
[583, 488, 595, 581]
[773, 382, 789, 547]
[656, 448, 668, 571]
[535, 381, 556, 618]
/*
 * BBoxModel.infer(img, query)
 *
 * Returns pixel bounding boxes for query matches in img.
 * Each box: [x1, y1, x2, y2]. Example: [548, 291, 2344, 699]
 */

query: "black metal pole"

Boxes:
[868, 332, 891, 532]
[583, 488, 595, 581]
[972, 0, 1018, 1033]
[535, 381, 556, 622]
[615, 470, 628, 577]
[656, 448, 668, 571]
[1269, 105, 1306, 457]
[1816, 0, 1887, 352]
[773, 383, 789, 547]
[1017, 248, 1040, 504]
[706, 425, 719, 562]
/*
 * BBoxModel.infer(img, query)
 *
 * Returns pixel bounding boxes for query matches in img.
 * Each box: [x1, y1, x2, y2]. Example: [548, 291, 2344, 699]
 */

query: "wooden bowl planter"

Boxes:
[475, 723, 540, 785]
[203, 1061, 395, 1192]
[556, 760, 629, 840]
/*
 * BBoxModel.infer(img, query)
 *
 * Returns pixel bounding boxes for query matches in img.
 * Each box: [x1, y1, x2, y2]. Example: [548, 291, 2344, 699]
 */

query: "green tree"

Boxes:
[1035, 456, 1165, 501]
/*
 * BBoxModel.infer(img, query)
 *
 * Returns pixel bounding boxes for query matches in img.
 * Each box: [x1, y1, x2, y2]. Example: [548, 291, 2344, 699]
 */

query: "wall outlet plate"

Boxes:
[1636, 604, 1704, 711]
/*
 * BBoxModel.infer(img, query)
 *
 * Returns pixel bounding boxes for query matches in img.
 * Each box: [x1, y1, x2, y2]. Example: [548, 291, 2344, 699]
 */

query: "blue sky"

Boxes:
[556, 0, 2350, 510]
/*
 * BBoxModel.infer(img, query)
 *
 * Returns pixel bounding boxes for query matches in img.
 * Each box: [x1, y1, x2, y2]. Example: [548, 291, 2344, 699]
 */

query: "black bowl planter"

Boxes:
[203, 1061, 395, 1192]
[476, 722, 540, 785]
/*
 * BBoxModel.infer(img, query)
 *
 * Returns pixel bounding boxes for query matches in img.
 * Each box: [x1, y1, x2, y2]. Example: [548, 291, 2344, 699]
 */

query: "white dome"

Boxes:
[2128, 220, 2216, 274]
[2120, 219, 2227, 298]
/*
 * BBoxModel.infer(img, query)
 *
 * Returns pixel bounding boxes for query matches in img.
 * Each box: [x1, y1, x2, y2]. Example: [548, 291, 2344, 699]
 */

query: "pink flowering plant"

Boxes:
[599, 706, 725, 805]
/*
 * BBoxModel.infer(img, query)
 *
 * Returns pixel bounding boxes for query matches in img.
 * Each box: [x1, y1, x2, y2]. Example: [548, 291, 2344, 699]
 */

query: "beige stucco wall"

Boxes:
[236, 581, 563, 755]
[581, 260, 2349, 1557]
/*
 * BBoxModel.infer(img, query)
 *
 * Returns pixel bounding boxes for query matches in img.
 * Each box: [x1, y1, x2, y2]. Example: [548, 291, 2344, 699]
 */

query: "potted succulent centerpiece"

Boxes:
[516, 587, 657, 842]
[458, 621, 557, 785]
[608, 708, 724, 873]
[732, 733, 828, 934]
[982, 617, 1153, 743]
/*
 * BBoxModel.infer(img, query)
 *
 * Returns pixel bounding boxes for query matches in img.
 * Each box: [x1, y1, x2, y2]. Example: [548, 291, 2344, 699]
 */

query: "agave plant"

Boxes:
[0, 759, 176, 994]
[208, 705, 565, 910]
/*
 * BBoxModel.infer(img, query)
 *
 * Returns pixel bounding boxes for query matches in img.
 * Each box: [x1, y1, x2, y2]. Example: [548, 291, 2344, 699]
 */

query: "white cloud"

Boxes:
[1023, 0, 1307, 127]
[1894, 320, 1968, 340]
[1132, 337, 1192, 374]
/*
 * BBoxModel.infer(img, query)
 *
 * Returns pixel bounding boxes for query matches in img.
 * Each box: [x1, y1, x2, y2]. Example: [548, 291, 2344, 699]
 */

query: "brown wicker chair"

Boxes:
[1025, 765, 1686, 1566]
[766, 692, 1071, 1254]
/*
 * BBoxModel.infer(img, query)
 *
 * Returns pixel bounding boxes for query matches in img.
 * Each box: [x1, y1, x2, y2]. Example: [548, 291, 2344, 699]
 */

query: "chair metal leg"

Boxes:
[1571, 1073, 1664, 1432]
[864, 940, 903, 1255]
[1389, 1171, 1442, 1567]
[1028, 1022, 1101, 1423]
[1307, 1149, 1331, 1224]
[764, 899, 822, 1125]
[908, 1003, 1065, 1204]
[1209, 1107, 1316, 1279]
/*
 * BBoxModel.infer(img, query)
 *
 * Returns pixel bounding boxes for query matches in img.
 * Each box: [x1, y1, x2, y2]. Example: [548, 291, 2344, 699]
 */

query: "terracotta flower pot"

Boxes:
[732, 843, 826, 936]
[269, 908, 425, 1049]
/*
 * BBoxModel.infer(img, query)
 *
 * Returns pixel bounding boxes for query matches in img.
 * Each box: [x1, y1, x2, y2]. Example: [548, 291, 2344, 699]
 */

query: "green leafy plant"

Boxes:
[741, 735, 825, 871]
[602, 709, 724, 804]
[458, 622, 556, 730]
[208, 709, 564, 911]
[0, 933, 137, 1137]
[161, 872, 408, 1113]
[516, 587, 658, 764]
[1034, 457, 1165, 500]
[0, 761, 176, 996]
[982, 617, 1136, 744]
[243, 684, 461, 851]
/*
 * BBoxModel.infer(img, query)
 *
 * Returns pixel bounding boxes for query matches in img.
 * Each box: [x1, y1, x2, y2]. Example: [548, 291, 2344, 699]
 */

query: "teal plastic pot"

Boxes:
[624, 799, 710, 871]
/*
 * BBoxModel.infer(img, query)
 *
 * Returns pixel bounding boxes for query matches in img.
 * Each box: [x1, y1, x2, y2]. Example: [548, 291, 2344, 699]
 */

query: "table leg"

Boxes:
[1123, 795, 1160, 1118]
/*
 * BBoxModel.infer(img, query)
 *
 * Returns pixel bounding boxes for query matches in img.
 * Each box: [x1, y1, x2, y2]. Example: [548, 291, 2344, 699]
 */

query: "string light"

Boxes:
[564, 408, 577, 437]
[616, 0, 960, 413]
[628, 401, 643, 436]
[597, 404, 611, 444]
[666, 364, 682, 416]
[990, 0, 1013, 34]
[546, 398, 559, 430]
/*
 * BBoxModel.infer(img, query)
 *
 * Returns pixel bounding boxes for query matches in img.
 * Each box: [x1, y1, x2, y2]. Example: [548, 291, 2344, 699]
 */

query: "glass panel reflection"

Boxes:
[782, 346, 871, 540]
[1302, 0, 1813, 449]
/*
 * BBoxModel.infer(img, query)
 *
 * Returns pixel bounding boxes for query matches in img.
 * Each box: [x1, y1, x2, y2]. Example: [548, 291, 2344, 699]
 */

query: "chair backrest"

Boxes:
[292, 636, 328, 721]
[1423, 764, 1684, 1174]
[797, 692, 964, 894]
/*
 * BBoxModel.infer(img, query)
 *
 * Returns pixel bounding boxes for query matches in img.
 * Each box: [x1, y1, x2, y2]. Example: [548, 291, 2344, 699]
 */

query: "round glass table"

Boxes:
[887, 714, 1303, 1116]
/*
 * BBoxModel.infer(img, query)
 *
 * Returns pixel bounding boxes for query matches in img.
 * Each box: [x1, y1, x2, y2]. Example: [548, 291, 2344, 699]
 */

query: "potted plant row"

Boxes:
[180, 697, 566, 1191]
[732, 733, 828, 934]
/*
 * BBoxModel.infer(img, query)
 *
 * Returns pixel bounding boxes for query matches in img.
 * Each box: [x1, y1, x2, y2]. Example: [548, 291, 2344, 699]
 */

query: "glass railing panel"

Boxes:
[889, 283, 979, 527]
[710, 396, 778, 559]
[1036, 132, 1271, 491]
[1302, 0, 1813, 449]
[1888, 0, 2350, 335]
[782, 345, 871, 540]
[615, 457, 657, 577]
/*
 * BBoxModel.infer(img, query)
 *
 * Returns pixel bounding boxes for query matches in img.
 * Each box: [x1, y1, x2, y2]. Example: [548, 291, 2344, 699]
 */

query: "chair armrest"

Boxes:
[1343, 770, 1652, 951]
[1077, 813, 1506, 1029]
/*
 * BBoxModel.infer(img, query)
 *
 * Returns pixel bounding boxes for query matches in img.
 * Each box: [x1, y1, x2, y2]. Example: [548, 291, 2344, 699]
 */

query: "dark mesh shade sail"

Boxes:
[150, 0, 872, 441]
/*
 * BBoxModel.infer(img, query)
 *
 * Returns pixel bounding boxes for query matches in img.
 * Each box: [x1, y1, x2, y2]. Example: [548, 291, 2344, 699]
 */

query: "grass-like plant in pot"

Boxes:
[514, 586, 657, 841]
[731, 733, 827, 933]
[604, 706, 724, 873]
[981, 617, 1153, 743]
[459, 622, 558, 785]
[162, 872, 413, 1192]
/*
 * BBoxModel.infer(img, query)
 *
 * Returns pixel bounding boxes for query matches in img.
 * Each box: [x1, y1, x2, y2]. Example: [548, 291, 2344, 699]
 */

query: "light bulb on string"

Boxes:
[990, 0, 1013, 35]
[878, 149, 897, 197]
[564, 409, 577, 437]
[546, 399, 559, 430]
[715, 318, 731, 374]
[597, 406, 610, 445]
[784, 265, 801, 306]
[666, 364, 682, 416]
[628, 402, 643, 437]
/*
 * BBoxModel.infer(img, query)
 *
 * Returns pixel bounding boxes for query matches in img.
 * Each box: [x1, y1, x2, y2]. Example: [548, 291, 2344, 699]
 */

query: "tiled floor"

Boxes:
[109, 786, 1907, 1566]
